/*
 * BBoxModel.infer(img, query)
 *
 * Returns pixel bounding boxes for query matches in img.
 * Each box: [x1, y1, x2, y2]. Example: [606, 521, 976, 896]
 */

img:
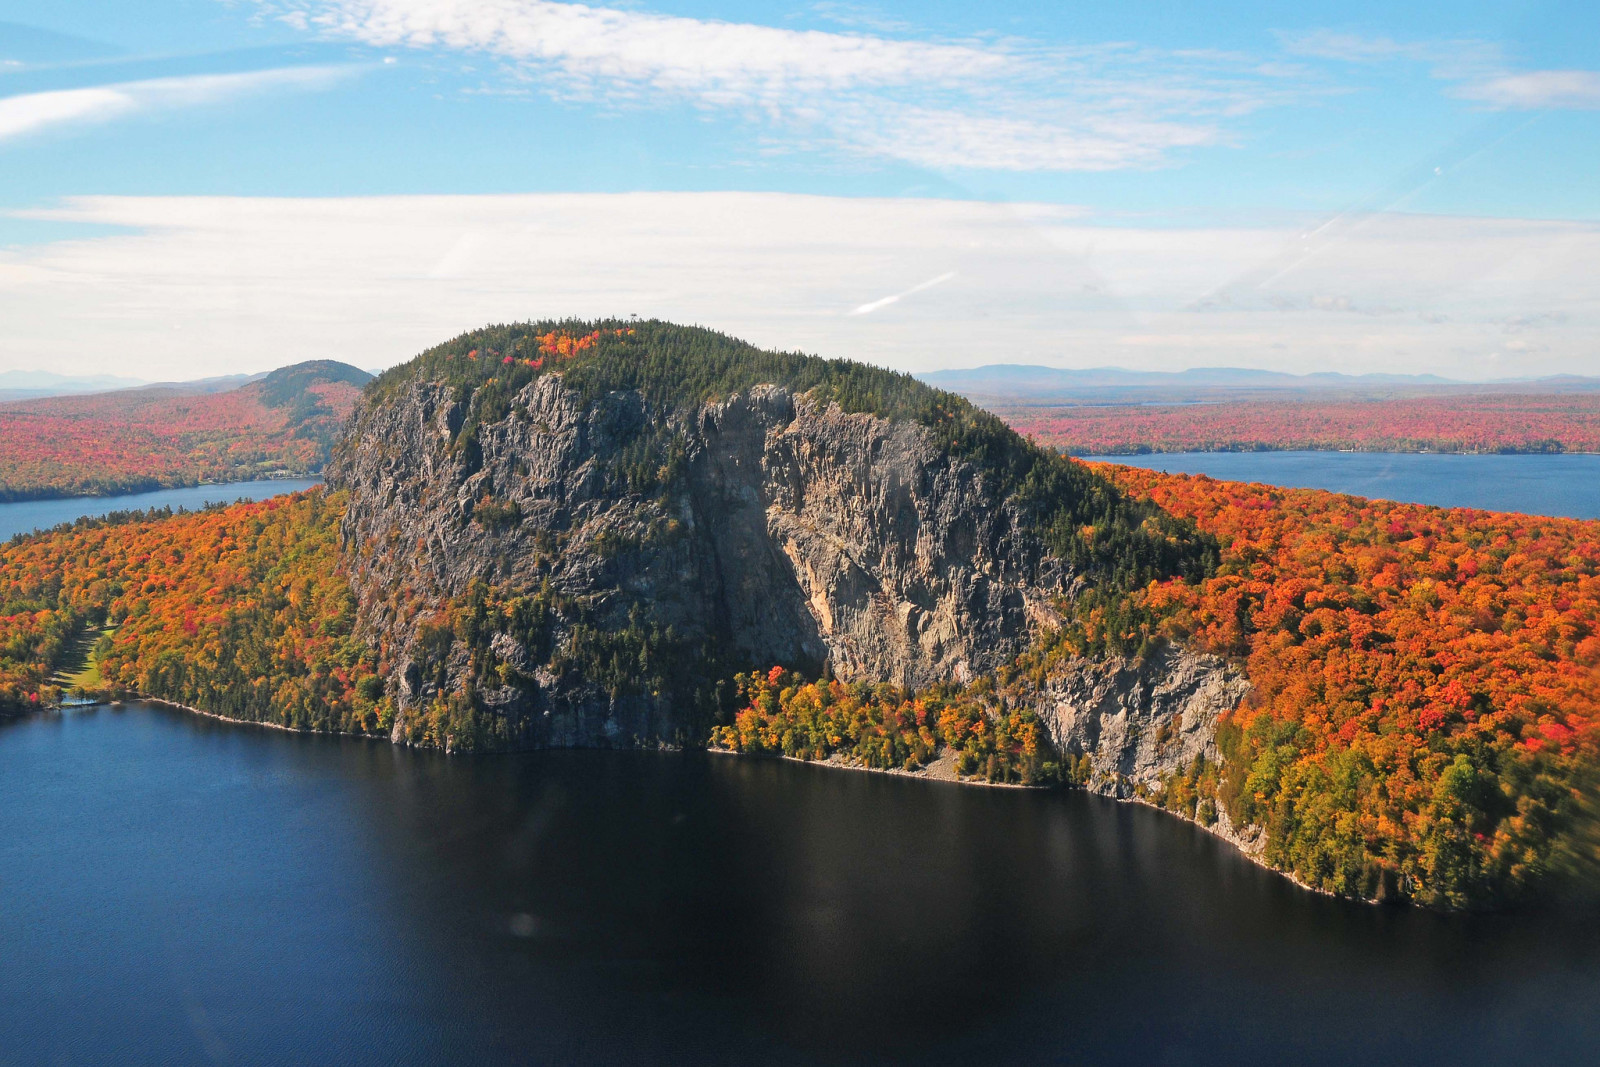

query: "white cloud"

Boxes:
[1279, 29, 1600, 112]
[0, 87, 135, 141]
[280, 0, 1010, 99]
[1461, 71, 1600, 110]
[255, 0, 1296, 171]
[827, 104, 1221, 172]
[0, 66, 359, 143]
[2, 193, 1596, 381]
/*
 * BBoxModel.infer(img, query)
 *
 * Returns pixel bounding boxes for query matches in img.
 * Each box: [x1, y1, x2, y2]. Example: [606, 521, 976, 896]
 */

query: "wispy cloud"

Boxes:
[0, 66, 358, 143]
[1279, 29, 1600, 111]
[256, 0, 1301, 171]
[805, 3, 912, 35]
[274, 0, 1012, 99]
[1461, 71, 1600, 110]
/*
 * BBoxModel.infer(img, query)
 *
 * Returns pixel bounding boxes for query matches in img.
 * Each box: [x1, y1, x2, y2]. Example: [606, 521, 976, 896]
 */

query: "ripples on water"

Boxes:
[3, 705, 1598, 1065]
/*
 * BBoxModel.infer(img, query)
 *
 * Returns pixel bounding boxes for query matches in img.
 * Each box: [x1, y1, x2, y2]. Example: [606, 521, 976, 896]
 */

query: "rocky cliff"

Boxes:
[327, 321, 1236, 788]
[331, 374, 1072, 749]
[1032, 643, 1250, 797]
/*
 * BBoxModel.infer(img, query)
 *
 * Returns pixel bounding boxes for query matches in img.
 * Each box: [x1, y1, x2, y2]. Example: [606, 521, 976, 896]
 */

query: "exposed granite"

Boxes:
[328, 374, 1068, 748]
[1029, 642, 1252, 798]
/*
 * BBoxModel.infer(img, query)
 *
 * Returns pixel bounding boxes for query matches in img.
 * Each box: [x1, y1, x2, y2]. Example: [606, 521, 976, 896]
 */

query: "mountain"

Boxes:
[0, 359, 371, 500]
[916, 364, 1600, 408]
[330, 321, 1229, 761]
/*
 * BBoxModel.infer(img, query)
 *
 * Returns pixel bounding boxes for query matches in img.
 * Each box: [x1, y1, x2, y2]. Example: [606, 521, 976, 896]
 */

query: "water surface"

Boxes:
[0, 479, 322, 541]
[1099, 451, 1600, 519]
[3, 704, 1597, 1065]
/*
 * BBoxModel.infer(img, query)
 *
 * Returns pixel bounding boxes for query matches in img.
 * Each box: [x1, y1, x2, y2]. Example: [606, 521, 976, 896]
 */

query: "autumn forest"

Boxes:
[1003, 391, 1600, 455]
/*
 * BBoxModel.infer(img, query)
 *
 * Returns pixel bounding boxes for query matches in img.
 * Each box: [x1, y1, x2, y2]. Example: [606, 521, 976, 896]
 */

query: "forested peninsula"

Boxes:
[2, 320, 1595, 911]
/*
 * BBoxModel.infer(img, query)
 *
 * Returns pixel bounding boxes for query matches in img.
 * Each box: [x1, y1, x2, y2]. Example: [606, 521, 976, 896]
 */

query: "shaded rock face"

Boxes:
[329, 374, 1066, 747]
[1030, 644, 1250, 798]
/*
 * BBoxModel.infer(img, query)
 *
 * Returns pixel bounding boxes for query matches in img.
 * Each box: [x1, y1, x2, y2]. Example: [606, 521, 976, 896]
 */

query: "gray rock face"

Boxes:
[329, 374, 1068, 747]
[330, 371, 1252, 774]
[1028, 644, 1251, 797]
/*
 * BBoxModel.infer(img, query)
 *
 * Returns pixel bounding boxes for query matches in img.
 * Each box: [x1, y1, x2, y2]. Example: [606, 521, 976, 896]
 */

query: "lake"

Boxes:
[0, 479, 322, 542]
[1098, 451, 1600, 520]
[3, 703, 1598, 1065]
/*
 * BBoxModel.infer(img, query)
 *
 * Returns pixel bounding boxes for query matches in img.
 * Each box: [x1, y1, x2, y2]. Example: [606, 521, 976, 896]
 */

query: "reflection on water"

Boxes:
[3, 704, 1598, 1064]
[1101, 451, 1600, 520]
[0, 479, 322, 541]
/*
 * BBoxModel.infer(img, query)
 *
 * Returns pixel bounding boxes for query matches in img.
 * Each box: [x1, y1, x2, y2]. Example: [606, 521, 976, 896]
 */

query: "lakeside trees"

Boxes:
[0, 489, 385, 732]
[1100, 464, 1600, 907]
[710, 667, 1061, 785]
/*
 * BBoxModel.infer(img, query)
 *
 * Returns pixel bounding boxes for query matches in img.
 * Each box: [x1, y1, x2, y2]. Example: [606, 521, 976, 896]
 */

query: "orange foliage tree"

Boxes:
[0, 489, 386, 732]
[710, 668, 1061, 785]
[1098, 464, 1600, 907]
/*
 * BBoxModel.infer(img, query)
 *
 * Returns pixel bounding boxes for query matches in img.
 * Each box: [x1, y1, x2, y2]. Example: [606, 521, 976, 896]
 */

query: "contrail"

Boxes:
[849, 271, 957, 315]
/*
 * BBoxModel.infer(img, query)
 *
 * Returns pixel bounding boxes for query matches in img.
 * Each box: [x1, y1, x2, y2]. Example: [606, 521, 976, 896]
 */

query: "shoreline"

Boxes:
[0, 474, 323, 508]
[1116, 792, 1368, 905]
[60, 695, 1364, 906]
[705, 745, 1042, 790]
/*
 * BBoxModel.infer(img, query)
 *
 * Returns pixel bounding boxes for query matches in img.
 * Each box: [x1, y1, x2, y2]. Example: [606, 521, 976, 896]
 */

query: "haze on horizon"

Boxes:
[0, 0, 1596, 382]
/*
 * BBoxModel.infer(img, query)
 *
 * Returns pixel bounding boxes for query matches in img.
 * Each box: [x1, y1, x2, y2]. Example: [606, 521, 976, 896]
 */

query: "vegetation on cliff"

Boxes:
[0, 360, 370, 500]
[366, 320, 1217, 594]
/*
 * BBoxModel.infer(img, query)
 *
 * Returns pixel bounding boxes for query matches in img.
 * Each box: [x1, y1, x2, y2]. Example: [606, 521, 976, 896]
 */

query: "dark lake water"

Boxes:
[4, 703, 1599, 1065]
[0, 479, 322, 542]
[1100, 451, 1600, 520]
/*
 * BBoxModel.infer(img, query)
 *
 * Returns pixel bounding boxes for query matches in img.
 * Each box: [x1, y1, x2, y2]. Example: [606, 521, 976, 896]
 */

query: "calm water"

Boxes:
[0, 479, 321, 542]
[4, 704, 1598, 1065]
[1100, 451, 1600, 520]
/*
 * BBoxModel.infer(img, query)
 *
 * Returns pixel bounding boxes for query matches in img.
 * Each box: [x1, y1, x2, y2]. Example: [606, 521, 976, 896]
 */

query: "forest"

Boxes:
[0, 489, 386, 732]
[1096, 464, 1600, 908]
[710, 667, 1067, 785]
[1003, 392, 1600, 455]
[0, 360, 370, 500]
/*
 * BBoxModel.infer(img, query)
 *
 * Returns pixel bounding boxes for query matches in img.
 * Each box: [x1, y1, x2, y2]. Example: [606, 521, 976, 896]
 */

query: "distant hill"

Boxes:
[918, 363, 1600, 404]
[0, 360, 372, 501]
[0, 370, 148, 403]
[920, 364, 1600, 455]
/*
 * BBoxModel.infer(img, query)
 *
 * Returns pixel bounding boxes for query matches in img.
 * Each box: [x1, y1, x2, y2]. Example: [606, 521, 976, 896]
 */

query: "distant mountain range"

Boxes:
[917, 364, 1600, 401]
[0, 370, 149, 402]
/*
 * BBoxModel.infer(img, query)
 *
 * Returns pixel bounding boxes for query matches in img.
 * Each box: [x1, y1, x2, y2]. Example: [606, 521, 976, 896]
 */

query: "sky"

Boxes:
[0, 0, 1596, 380]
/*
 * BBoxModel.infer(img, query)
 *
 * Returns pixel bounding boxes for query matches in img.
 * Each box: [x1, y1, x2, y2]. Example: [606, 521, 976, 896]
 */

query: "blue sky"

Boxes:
[1, 0, 1596, 379]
